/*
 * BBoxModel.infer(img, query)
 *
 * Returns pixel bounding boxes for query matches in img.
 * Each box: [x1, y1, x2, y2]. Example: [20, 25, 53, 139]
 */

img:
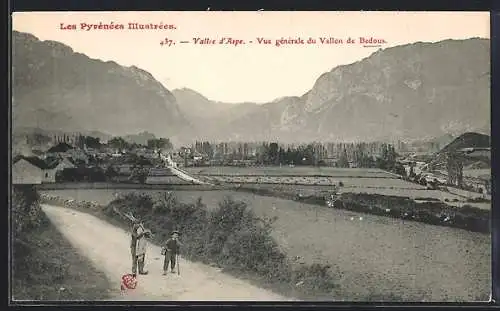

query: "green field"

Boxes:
[42, 189, 491, 301]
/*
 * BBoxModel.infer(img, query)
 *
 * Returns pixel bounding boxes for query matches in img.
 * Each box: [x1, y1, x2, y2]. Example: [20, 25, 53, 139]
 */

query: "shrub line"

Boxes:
[40, 193, 343, 301]
[235, 186, 490, 234]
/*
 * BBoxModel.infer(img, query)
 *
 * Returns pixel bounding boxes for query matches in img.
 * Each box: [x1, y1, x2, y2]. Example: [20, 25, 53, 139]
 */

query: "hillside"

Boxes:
[13, 31, 490, 144]
[12, 31, 193, 144]
[172, 88, 261, 139]
[175, 38, 490, 142]
[439, 132, 491, 154]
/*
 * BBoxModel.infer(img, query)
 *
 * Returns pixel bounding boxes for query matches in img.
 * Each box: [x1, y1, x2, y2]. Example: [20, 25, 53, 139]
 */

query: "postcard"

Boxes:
[11, 11, 491, 303]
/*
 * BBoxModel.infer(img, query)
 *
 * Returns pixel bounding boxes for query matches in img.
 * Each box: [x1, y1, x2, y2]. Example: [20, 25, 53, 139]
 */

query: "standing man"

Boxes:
[130, 219, 151, 276]
[162, 230, 181, 275]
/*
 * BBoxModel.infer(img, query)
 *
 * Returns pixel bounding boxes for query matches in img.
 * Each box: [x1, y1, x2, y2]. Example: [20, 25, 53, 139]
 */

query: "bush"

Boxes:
[293, 264, 339, 295]
[12, 186, 46, 284]
[104, 192, 339, 298]
[12, 185, 43, 242]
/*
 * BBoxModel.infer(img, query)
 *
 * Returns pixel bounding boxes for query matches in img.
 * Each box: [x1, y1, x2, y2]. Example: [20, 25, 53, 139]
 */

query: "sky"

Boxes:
[12, 11, 490, 103]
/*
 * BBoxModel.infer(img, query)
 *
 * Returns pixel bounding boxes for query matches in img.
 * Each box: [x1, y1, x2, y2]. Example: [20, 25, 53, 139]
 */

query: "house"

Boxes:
[12, 156, 59, 184]
[12, 158, 43, 184]
[55, 157, 77, 170]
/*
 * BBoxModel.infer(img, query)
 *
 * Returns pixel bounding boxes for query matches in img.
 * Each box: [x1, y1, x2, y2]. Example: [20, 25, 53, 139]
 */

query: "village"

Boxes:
[11, 131, 491, 198]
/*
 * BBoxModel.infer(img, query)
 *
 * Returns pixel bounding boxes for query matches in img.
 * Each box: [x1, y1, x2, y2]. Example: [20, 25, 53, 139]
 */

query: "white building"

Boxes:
[12, 156, 71, 184]
[12, 158, 43, 185]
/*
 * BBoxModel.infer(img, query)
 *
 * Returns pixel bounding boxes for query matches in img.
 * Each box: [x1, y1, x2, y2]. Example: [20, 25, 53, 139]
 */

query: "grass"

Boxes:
[186, 166, 490, 209]
[236, 184, 490, 233]
[12, 186, 113, 301]
[231, 182, 486, 209]
[40, 190, 491, 302]
[41, 192, 342, 301]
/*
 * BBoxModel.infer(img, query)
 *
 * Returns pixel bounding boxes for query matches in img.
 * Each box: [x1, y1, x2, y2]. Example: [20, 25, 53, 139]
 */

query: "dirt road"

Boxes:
[41, 204, 291, 301]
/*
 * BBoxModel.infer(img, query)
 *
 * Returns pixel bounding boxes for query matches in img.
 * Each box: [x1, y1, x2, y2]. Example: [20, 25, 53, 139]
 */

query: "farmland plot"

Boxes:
[206, 175, 425, 189]
[187, 166, 488, 208]
[185, 166, 397, 178]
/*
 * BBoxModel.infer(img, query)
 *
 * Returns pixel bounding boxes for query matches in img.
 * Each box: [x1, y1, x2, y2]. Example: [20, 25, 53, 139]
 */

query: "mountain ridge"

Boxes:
[176, 37, 489, 142]
[12, 30, 194, 145]
[13, 31, 490, 144]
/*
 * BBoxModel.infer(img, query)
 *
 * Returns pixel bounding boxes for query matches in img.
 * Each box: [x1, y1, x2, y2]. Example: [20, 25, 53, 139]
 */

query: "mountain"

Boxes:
[172, 88, 261, 139]
[12, 31, 193, 144]
[13, 31, 490, 144]
[439, 132, 490, 154]
[429, 133, 456, 150]
[176, 38, 490, 142]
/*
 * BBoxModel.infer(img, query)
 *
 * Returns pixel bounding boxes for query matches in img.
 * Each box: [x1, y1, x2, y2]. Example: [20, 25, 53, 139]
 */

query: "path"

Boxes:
[41, 204, 291, 301]
[160, 153, 211, 185]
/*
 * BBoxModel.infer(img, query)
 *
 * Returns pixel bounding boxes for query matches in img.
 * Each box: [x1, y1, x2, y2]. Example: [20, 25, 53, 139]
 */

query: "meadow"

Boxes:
[42, 188, 491, 301]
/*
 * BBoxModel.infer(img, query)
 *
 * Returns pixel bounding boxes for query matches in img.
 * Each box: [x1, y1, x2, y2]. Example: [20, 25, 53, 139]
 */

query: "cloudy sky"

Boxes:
[13, 11, 489, 103]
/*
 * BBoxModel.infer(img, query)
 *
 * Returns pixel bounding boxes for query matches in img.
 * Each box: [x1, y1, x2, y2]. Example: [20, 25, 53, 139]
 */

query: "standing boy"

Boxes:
[162, 230, 181, 275]
[130, 220, 151, 275]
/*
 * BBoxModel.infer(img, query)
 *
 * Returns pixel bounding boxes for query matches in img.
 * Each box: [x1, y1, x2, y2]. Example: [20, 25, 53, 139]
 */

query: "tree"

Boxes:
[409, 162, 416, 179]
[393, 163, 407, 177]
[202, 141, 214, 159]
[376, 143, 397, 170]
[147, 138, 173, 150]
[386, 145, 397, 169]
[337, 149, 349, 168]
[303, 144, 316, 166]
[267, 143, 279, 165]
[285, 147, 292, 164]
[84, 136, 101, 149]
[278, 147, 286, 165]
[108, 137, 129, 151]
[130, 166, 149, 184]
[104, 166, 118, 181]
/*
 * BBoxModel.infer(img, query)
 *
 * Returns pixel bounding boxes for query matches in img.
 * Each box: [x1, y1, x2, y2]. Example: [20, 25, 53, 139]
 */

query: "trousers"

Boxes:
[132, 253, 146, 274]
[163, 251, 176, 271]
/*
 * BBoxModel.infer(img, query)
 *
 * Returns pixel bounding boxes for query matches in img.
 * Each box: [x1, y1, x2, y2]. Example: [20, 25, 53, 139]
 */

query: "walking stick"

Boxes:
[177, 253, 180, 275]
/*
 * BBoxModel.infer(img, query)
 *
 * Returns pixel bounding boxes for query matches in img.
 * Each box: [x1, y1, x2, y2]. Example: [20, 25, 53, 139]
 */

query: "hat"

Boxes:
[171, 230, 180, 235]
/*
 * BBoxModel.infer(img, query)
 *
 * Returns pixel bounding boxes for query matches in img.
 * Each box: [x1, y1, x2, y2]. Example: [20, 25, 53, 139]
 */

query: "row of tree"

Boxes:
[256, 142, 399, 168]
[106, 136, 173, 151]
[189, 140, 411, 161]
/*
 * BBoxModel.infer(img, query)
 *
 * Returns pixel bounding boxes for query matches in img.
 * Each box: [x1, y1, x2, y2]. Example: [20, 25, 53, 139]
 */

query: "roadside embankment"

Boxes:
[12, 185, 113, 301]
